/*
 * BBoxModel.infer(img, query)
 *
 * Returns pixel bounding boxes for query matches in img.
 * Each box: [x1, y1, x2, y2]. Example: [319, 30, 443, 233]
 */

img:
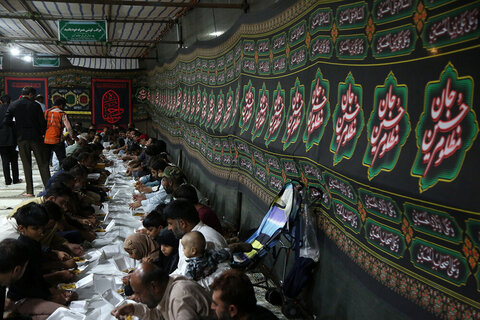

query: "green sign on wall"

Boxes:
[58, 20, 107, 42]
[33, 55, 59, 67]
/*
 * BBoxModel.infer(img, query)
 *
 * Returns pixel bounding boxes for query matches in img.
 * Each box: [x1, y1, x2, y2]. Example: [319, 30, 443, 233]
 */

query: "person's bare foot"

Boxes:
[21, 193, 34, 197]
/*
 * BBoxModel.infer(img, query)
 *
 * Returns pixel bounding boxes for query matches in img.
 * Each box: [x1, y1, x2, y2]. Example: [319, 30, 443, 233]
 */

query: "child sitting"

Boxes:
[156, 229, 179, 274]
[8, 203, 77, 320]
[182, 231, 232, 282]
[181, 231, 253, 286]
[4, 183, 85, 257]
[139, 205, 178, 274]
[142, 205, 167, 240]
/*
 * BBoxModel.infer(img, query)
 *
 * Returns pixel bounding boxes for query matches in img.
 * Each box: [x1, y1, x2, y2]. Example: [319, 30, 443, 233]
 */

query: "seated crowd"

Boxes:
[0, 122, 278, 320]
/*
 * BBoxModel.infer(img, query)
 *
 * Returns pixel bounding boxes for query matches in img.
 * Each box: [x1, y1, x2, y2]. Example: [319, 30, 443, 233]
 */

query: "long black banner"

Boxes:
[142, 1, 480, 318]
[92, 79, 131, 128]
[5, 77, 48, 107]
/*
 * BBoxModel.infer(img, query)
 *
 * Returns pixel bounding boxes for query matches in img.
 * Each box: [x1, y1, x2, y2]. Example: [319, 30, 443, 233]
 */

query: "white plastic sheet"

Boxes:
[46, 151, 143, 320]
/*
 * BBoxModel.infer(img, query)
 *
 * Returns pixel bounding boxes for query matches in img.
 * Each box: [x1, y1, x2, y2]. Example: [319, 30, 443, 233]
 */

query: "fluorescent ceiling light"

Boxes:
[210, 31, 223, 37]
[22, 55, 32, 62]
[10, 47, 20, 56]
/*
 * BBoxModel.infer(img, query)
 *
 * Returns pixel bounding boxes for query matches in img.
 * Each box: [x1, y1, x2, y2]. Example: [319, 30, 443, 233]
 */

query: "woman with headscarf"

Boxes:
[122, 233, 162, 298]
[123, 233, 161, 264]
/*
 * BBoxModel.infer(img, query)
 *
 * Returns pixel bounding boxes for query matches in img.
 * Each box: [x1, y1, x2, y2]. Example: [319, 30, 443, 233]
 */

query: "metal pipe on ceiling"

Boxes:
[60, 55, 157, 60]
[0, 37, 181, 45]
[39, 0, 245, 9]
[0, 14, 173, 24]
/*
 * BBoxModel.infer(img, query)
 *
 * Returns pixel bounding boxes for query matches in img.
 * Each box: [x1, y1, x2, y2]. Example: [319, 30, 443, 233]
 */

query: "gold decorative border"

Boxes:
[0, 68, 143, 78]
[320, 212, 480, 318]
[149, 0, 322, 74]
[151, 119, 480, 317]
[151, 122, 274, 205]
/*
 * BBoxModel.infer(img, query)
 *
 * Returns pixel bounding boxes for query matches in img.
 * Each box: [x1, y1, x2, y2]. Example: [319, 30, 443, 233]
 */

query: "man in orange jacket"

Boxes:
[44, 97, 73, 167]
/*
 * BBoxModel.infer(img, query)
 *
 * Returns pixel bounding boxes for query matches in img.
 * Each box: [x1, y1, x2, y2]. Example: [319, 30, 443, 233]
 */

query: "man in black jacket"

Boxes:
[4, 87, 51, 196]
[0, 95, 21, 185]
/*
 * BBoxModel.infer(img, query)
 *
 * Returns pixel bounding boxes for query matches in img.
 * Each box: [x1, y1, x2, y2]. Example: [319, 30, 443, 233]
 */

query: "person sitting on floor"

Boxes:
[66, 133, 88, 157]
[8, 203, 77, 320]
[182, 231, 231, 282]
[181, 231, 251, 287]
[39, 201, 78, 273]
[134, 154, 168, 193]
[0, 199, 78, 272]
[11, 201, 77, 278]
[124, 233, 161, 264]
[39, 156, 79, 197]
[5, 183, 85, 257]
[0, 201, 77, 269]
[141, 204, 167, 239]
[0, 239, 29, 319]
[122, 233, 162, 297]
[65, 165, 104, 235]
[156, 229, 179, 275]
[135, 205, 178, 274]
[210, 269, 279, 320]
[119, 133, 142, 163]
[111, 262, 214, 320]
[165, 199, 228, 289]
[129, 163, 178, 213]
[39, 172, 74, 198]
[173, 183, 224, 235]
[128, 140, 166, 179]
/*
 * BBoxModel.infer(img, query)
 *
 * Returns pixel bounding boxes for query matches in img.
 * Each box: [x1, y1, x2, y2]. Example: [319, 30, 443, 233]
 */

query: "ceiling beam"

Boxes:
[17, 0, 73, 55]
[0, 37, 181, 45]
[141, 0, 196, 58]
[0, 40, 150, 48]
[60, 55, 157, 60]
[39, 0, 245, 9]
[0, 13, 173, 24]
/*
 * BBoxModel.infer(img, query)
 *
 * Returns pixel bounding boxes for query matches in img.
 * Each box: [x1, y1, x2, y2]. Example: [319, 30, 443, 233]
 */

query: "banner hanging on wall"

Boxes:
[92, 79, 131, 127]
[49, 87, 90, 114]
[4, 77, 48, 107]
[144, 0, 480, 318]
